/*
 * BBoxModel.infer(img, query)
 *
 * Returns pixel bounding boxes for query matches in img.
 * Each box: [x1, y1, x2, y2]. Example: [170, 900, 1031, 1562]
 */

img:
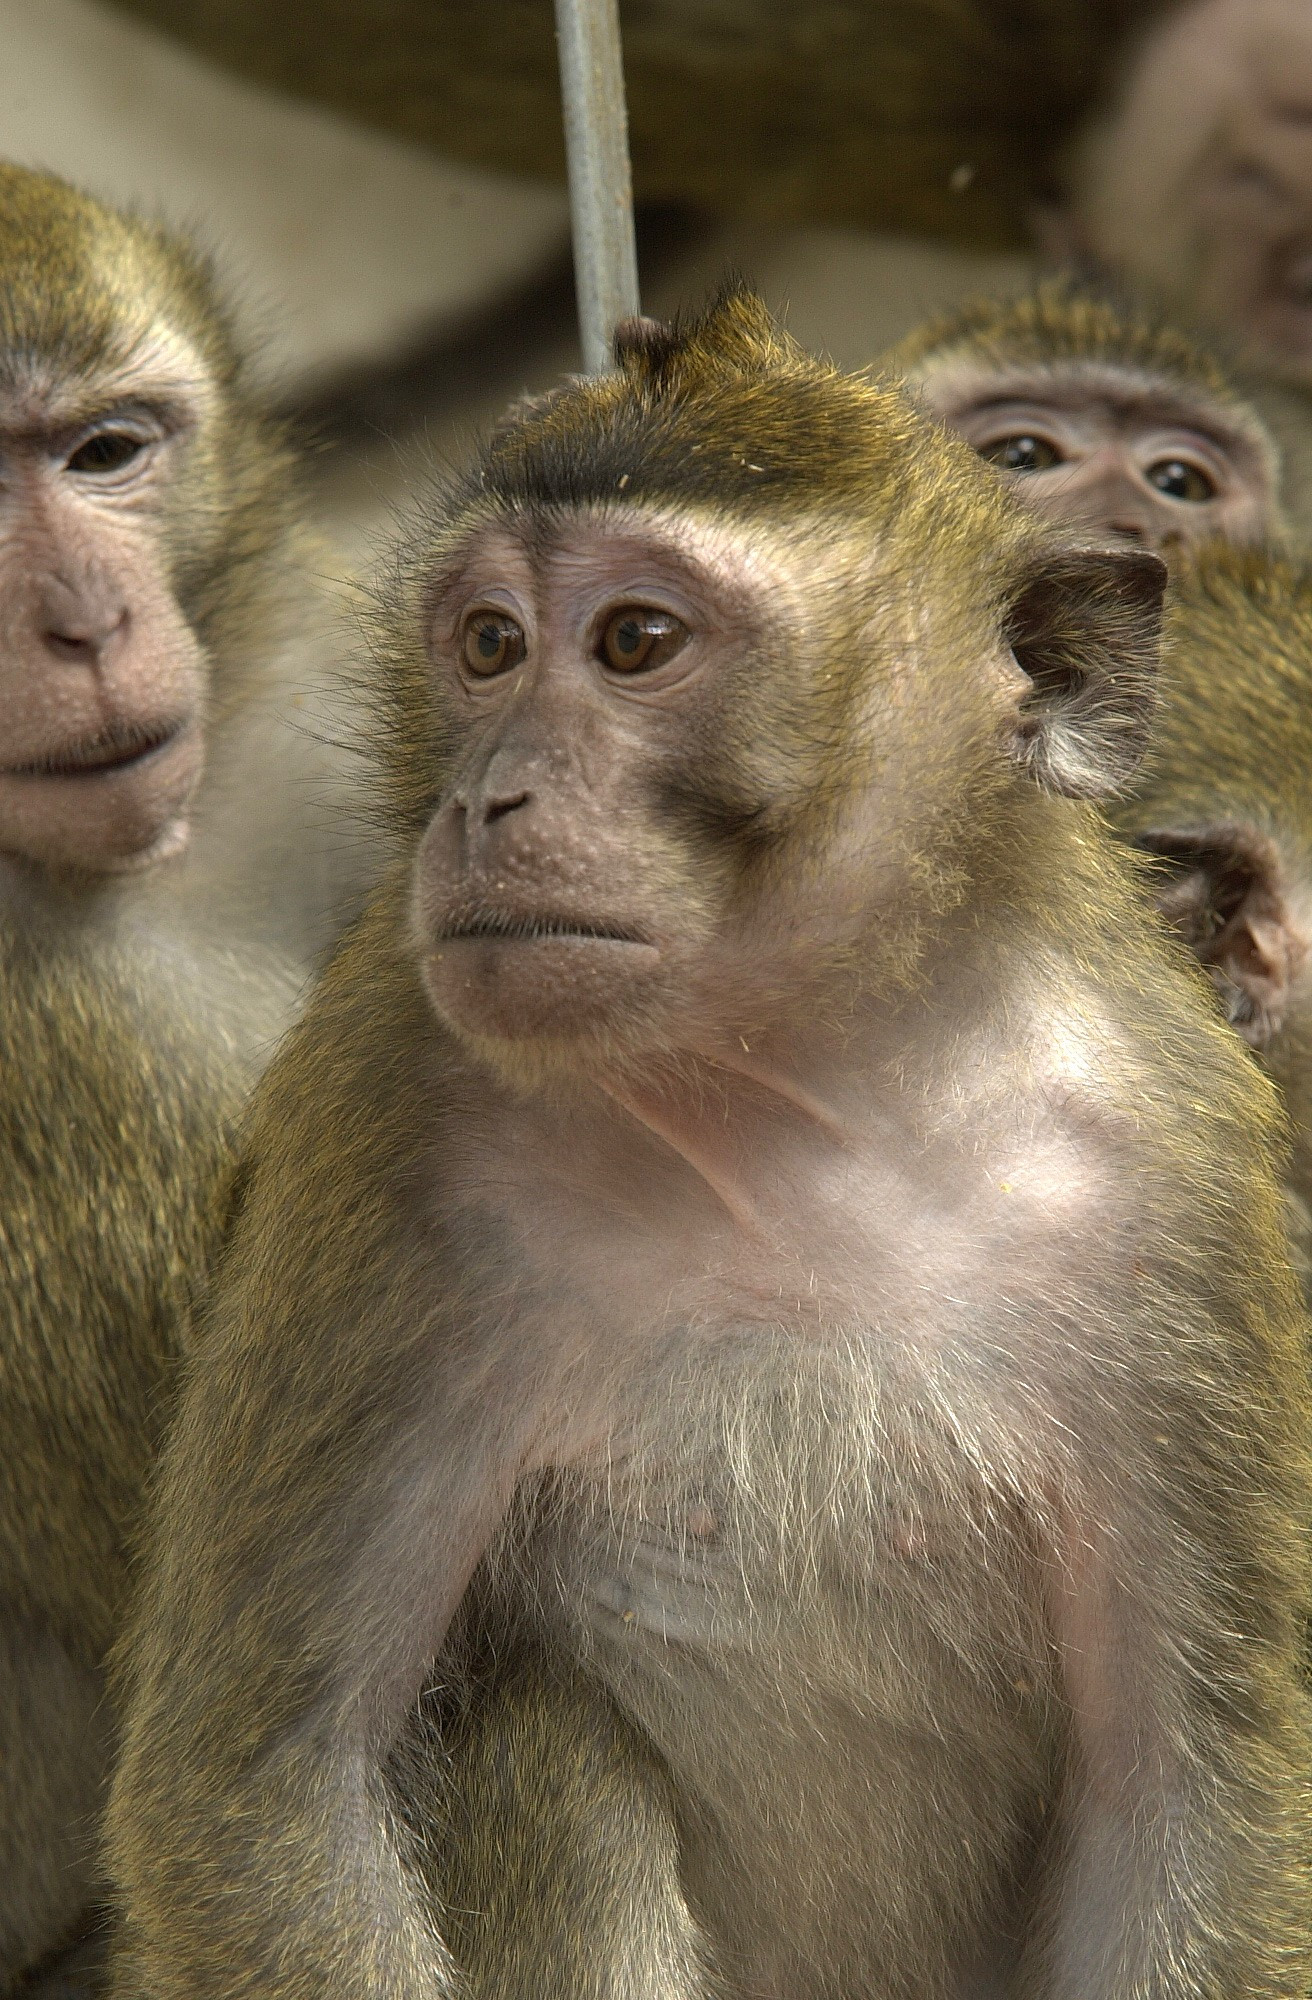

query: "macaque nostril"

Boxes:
[482, 789, 530, 826]
[41, 607, 126, 663]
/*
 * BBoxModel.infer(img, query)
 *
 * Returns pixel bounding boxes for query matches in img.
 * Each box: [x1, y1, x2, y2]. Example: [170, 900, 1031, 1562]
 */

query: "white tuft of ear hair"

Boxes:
[1006, 545, 1166, 800]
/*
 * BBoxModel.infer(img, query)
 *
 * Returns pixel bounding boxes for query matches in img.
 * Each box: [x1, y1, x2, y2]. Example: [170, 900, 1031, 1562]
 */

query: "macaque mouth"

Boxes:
[438, 913, 651, 947]
[3, 718, 187, 780]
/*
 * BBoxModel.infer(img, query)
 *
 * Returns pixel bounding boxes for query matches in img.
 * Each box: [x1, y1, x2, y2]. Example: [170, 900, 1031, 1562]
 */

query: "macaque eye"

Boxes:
[978, 434, 1063, 473]
[599, 607, 689, 674]
[66, 431, 146, 474]
[1145, 459, 1216, 503]
[462, 612, 527, 677]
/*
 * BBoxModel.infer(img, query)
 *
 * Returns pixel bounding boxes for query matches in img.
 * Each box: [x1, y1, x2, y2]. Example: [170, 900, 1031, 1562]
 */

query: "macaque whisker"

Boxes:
[4, 718, 186, 779]
[437, 912, 651, 946]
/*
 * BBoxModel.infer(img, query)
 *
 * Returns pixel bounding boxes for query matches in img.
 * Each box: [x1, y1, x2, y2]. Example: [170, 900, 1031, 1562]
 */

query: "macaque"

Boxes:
[891, 282, 1284, 552]
[0, 163, 333, 1987]
[108, 292, 1312, 2000]
[1109, 541, 1312, 1275]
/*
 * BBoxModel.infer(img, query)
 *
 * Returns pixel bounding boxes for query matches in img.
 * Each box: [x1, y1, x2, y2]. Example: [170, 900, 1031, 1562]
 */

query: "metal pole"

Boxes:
[553, 0, 641, 374]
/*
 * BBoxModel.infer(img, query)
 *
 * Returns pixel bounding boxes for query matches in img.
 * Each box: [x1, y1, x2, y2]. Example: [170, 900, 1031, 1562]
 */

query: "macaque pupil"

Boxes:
[66, 431, 144, 474]
[1147, 459, 1215, 502]
[463, 614, 525, 677]
[982, 434, 1062, 472]
[600, 606, 688, 672]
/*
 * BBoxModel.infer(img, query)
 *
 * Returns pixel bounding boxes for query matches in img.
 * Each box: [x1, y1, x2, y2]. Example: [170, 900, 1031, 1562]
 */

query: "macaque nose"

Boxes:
[482, 786, 530, 826]
[38, 577, 128, 665]
[1062, 468, 1153, 546]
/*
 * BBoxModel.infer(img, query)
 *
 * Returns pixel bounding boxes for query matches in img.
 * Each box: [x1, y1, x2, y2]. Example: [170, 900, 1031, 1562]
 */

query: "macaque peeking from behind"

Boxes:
[1111, 543, 1312, 1271]
[893, 282, 1283, 554]
[0, 164, 331, 1988]
[108, 291, 1312, 2000]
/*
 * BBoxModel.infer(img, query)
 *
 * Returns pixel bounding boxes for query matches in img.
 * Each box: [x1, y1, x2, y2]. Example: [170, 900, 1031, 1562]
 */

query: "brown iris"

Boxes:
[1146, 458, 1215, 502]
[66, 430, 145, 474]
[979, 434, 1063, 473]
[462, 611, 527, 677]
[599, 607, 689, 674]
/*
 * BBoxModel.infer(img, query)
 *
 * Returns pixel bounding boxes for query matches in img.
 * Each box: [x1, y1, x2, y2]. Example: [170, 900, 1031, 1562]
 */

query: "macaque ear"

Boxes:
[1134, 823, 1308, 1048]
[1003, 545, 1166, 798]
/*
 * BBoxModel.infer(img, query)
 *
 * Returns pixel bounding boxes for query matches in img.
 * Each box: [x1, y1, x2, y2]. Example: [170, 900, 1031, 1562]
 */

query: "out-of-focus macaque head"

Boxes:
[893, 284, 1281, 554]
[371, 291, 1164, 1085]
[0, 166, 295, 880]
[1067, 0, 1312, 385]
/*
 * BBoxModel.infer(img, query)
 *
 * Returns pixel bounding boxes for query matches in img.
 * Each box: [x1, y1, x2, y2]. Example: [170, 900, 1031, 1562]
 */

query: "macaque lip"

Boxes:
[2, 718, 190, 782]
[436, 915, 653, 949]
[421, 917, 663, 1045]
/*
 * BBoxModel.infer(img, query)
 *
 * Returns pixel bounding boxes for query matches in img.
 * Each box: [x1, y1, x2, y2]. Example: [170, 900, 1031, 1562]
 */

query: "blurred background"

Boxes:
[5, 0, 1308, 564]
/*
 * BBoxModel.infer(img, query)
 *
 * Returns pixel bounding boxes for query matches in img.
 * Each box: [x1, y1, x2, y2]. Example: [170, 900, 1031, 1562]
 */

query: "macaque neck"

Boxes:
[599, 1037, 857, 1235]
[583, 901, 1055, 1240]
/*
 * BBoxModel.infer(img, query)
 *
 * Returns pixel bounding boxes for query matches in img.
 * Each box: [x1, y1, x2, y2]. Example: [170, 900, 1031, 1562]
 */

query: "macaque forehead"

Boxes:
[424, 505, 809, 646]
[0, 320, 214, 441]
[922, 357, 1261, 444]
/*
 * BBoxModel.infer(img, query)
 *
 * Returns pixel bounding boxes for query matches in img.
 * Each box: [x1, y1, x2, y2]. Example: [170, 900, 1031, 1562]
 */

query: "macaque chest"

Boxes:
[519, 1305, 1055, 1981]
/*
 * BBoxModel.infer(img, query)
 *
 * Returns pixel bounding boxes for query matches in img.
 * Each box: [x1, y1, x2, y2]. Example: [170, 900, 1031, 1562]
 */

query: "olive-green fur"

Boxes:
[1118, 545, 1312, 866]
[890, 275, 1260, 407]
[0, 168, 309, 1988]
[394, 1653, 722, 1999]
[1111, 543, 1312, 1237]
[102, 0, 1169, 248]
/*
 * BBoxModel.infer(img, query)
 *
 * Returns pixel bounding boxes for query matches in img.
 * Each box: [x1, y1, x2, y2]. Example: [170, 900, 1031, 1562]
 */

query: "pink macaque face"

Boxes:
[918, 362, 1277, 552]
[407, 507, 1015, 1076]
[0, 335, 212, 878]
[410, 514, 807, 1065]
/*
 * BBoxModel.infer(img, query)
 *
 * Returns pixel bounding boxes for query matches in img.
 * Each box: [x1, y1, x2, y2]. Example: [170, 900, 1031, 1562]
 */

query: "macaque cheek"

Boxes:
[1209, 487, 1272, 548]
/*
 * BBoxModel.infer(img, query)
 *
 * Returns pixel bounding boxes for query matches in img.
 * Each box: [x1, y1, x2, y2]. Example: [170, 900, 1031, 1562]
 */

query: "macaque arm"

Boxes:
[107, 1262, 530, 2000]
[408, 1661, 719, 1998]
[1027, 1493, 1309, 2000]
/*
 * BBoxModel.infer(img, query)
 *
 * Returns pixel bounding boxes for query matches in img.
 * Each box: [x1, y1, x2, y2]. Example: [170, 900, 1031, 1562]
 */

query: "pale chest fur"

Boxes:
[442, 1079, 1129, 1988]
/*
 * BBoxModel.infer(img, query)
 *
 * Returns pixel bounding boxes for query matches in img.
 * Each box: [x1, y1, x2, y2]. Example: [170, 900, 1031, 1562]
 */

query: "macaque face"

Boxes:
[407, 509, 968, 1065]
[0, 341, 210, 877]
[411, 515, 774, 1057]
[923, 366, 1273, 550]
